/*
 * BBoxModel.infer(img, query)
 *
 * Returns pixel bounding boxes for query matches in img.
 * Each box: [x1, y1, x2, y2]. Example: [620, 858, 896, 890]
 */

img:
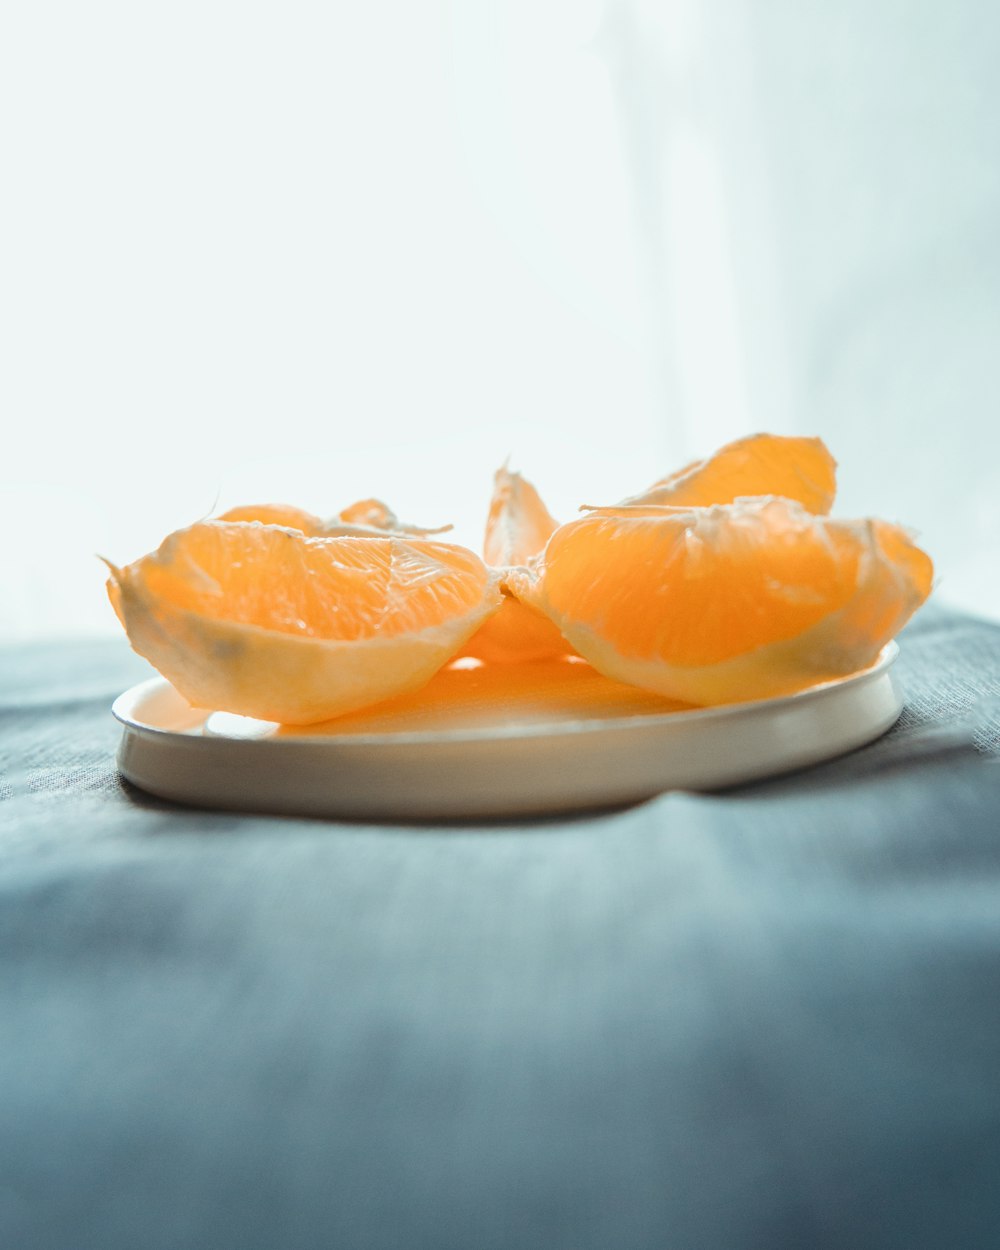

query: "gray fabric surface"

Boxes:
[1, 606, 999, 1249]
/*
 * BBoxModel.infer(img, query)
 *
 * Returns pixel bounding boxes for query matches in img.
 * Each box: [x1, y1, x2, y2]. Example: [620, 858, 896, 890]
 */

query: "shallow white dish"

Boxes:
[112, 646, 902, 821]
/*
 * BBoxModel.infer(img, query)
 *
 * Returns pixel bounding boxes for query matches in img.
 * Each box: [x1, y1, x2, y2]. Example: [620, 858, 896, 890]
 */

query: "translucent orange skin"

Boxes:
[620, 433, 838, 515]
[112, 524, 493, 641]
[461, 595, 569, 664]
[217, 500, 451, 539]
[217, 503, 323, 533]
[514, 497, 933, 705]
[461, 465, 574, 664]
[106, 434, 933, 717]
[106, 523, 502, 723]
[483, 466, 560, 566]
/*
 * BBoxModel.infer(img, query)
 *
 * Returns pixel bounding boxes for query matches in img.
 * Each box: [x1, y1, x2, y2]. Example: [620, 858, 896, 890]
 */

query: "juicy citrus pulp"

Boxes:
[106, 432, 933, 722]
[510, 496, 932, 705]
[217, 498, 450, 538]
[618, 432, 837, 514]
[460, 465, 572, 663]
[107, 523, 501, 723]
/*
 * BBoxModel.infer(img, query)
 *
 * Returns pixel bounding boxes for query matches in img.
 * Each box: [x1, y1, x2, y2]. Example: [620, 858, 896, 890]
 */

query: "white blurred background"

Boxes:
[2, 0, 998, 640]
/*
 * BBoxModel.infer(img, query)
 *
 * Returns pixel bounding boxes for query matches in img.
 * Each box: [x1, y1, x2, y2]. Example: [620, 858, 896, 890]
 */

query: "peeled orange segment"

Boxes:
[616, 433, 838, 514]
[511, 496, 932, 706]
[484, 466, 559, 566]
[107, 523, 502, 724]
[461, 595, 570, 664]
[218, 499, 451, 540]
[334, 498, 452, 537]
[462, 465, 572, 664]
[218, 503, 324, 532]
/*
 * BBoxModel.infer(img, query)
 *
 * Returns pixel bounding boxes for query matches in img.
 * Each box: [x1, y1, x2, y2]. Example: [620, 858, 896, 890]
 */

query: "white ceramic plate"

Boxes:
[112, 646, 902, 820]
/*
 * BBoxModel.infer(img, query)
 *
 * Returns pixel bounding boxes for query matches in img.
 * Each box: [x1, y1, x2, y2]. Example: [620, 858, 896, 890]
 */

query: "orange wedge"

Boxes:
[217, 503, 324, 532]
[461, 466, 572, 664]
[511, 496, 932, 706]
[217, 499, 451, 539]
[107, 522, 501, 723]
[618, 433, 838, 513]
[333, 498, 451, 536]
[482, 465, 560, 567]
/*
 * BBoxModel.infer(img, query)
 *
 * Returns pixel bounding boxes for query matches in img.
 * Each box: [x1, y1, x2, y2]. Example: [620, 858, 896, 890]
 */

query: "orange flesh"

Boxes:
[269, 656, 693, 737]
[625, 434, 838, 514]
[458, 464, 571, 664]
[217, 500, 450, 538]
[484, 467, 559, 567]
[538, 501, 928, 667]
[217, 504, 321, 533]
[133, 524, 491, 642]
[461, 592, 569, 663]
[337, 499, 397, 528]
[107, 435, 934, 718]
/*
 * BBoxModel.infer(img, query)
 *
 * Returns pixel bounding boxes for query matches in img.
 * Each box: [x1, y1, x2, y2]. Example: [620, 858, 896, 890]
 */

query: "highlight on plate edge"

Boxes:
[104, 434, 933, 725]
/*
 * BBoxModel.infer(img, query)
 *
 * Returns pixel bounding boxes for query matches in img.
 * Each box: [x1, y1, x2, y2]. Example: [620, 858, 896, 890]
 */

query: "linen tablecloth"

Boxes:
[2, 605, 999, 1249]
